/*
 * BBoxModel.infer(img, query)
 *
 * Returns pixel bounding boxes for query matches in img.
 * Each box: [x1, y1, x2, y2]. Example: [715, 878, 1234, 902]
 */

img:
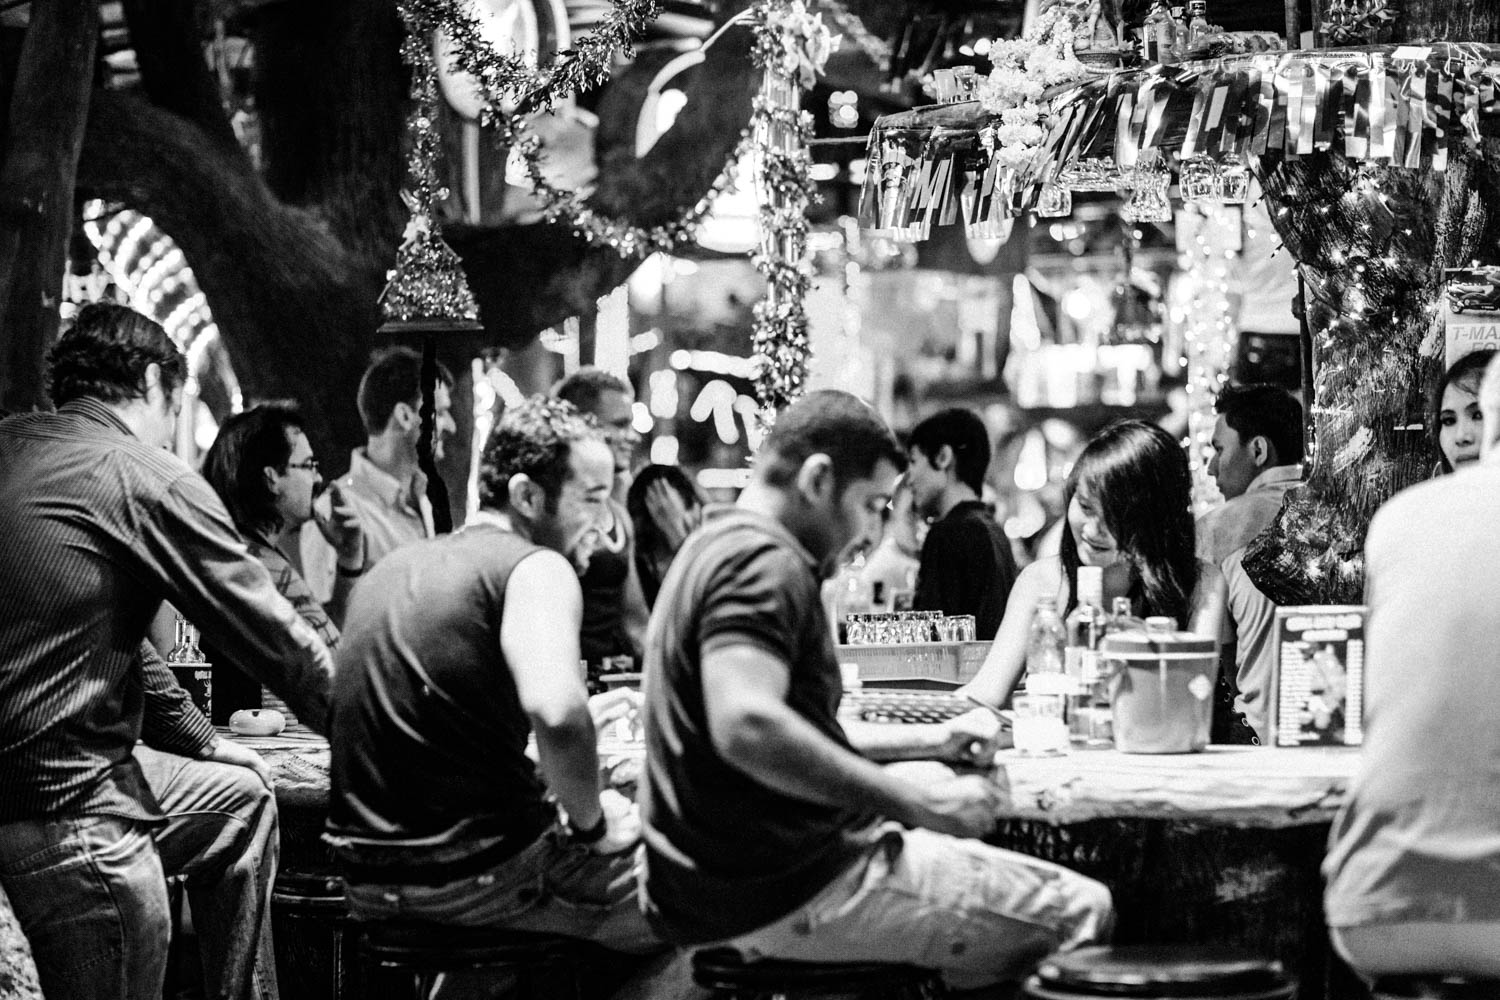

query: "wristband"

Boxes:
[567, 813, 607, 845]
[336, 562, 365, 578]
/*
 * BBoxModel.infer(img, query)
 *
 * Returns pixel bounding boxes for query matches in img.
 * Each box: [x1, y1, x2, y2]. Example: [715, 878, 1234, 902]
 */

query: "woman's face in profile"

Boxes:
[1439, 380, 1483, 471]
[1067, 485, 1121, 568]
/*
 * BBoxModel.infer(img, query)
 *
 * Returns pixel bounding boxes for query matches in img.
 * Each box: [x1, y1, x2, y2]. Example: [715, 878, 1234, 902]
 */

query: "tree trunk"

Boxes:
[60, 0, 759, 471]
[1243, 7, 1500, 603]
[0, 0, 96, 413]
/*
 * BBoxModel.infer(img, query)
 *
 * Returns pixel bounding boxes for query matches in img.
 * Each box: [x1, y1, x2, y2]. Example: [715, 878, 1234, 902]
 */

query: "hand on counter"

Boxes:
[203, 737, 274, 793]
[936, 707, 1005, 766]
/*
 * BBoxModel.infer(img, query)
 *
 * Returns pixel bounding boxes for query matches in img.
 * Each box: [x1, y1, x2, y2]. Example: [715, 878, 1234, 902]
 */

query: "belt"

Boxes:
[337, 833, 534, 888]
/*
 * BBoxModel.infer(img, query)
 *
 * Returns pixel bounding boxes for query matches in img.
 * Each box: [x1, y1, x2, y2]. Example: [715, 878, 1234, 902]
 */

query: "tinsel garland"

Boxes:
[747, 0, 833, 414]
[1179, 204, 1240, 515]
[382, 18, 481, 325]
[404, 0, 663, 117]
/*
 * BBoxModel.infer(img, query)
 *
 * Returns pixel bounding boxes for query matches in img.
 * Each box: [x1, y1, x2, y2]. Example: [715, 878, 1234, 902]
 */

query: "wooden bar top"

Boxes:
[236, 728, 1357, 829]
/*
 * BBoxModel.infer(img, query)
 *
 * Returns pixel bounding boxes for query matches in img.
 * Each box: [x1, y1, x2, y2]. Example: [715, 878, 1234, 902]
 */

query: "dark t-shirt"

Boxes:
[638, 511, 868, 944]
[327, 525, 552, 863]
[913, 500, 1018, 641]
[579, 499, 638, 663]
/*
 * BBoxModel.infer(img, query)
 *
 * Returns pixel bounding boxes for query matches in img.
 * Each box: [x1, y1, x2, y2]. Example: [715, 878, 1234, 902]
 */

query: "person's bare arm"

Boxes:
[501, 550, 604, 834]
[703, 642, 999, 838]
[959, 558, 1058, 708]
[1191, 559, 1229, 649]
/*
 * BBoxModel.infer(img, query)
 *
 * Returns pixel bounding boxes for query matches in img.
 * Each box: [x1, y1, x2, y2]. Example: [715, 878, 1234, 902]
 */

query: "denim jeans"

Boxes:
[0, 746, 279, 1000]
[723, 823, 1114, 991]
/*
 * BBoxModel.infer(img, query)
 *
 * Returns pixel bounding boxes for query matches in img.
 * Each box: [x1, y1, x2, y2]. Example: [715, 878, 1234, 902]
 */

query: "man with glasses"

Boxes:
[0, 305, 334, 1000]
[201, 403, 367, 721]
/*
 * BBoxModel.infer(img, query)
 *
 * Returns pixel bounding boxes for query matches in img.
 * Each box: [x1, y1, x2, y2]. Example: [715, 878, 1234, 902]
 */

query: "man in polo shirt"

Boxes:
[0, 304, 334, 1000]
[301, 346, 456, 600]
[639, 390, 1111, 992]
[1199, 383, 1304, 567]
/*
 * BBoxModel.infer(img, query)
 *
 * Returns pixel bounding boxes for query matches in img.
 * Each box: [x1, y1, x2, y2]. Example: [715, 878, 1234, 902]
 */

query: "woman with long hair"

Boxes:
[1431, 349, 1496, 474]
[961, 420, 1227, 708]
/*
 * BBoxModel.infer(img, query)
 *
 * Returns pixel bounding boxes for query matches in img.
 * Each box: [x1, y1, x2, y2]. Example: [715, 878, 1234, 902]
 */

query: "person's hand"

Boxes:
[644, 479, 698, 551]
[202, 738, 274, 794]
[906, 774, 1001, 839]
[934, 707, 1004, 767]
[588, 688, 642, 735]
[314, 482, 365, 571]
[591, 788, 641, 855]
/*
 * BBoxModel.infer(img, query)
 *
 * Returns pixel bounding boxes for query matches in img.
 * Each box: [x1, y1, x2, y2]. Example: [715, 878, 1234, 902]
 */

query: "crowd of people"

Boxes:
[1, 301, 1496, 998]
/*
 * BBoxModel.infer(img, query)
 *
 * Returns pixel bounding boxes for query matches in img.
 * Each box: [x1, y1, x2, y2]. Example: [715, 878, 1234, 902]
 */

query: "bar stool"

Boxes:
[358, 921, 585, 1000]
[1021, 945, 1296, 1000]
[1372, 978, 1500, 999]
[692, 947, 946, 1000]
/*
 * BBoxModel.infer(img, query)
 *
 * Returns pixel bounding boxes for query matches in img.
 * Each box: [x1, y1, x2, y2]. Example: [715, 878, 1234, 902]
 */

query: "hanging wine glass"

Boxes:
[1035, 183, 1073, 218]
[1120, 167, 1172, 223]
[1218, 160, 1250, 204]
[1177, 155, 1221, 204]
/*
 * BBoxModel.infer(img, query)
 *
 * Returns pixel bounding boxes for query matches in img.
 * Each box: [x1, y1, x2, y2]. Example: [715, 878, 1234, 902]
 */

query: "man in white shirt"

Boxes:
[301, 347, 455, 601]
[1198, 383, 1304, 567]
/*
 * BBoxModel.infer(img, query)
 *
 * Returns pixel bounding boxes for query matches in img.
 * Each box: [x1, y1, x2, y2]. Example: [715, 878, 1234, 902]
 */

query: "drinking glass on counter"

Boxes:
[841, 611, 977, 645]
[1012, 694, 1069, 756]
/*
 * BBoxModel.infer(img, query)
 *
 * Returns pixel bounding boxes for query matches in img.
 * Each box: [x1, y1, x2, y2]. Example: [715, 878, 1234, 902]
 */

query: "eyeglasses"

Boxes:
[285, 459, 320, 474]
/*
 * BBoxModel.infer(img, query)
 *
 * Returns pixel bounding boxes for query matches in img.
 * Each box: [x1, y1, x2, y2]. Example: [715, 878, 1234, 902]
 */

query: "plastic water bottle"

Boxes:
[1025, 597, 1068, 695]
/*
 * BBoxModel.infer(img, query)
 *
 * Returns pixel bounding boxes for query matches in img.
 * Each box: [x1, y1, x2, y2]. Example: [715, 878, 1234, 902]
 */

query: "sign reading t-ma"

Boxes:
[1445, 266, 1500, 368]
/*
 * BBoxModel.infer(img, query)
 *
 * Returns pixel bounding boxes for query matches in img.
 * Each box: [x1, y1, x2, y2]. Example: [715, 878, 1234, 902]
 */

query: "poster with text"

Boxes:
[1444, 266, 1500, 368]
[1273, 606, 1366, 748]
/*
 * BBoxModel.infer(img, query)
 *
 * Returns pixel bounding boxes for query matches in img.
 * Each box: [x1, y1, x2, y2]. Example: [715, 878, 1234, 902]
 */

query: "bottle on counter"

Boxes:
[1065, 567, 1108, 746]
[1109, 595, 1144, 634]
[828, 552, 873, 644]
[1025, 596, 1069, 695]
[1141, 2, 1177, 63]
[1169, 6, 1189, 58]
[1185, 0, 1210, 49]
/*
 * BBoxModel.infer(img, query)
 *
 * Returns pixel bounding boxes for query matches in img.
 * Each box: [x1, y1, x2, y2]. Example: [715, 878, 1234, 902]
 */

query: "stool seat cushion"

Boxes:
[361, 920, 582, 962]
[692, 947, 940, 990]
[1373, 977, 1500, 999]
[1027, 945, 1293, 998]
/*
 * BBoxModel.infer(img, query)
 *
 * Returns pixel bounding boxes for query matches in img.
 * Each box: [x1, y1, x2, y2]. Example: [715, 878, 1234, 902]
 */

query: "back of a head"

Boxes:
[357, 346, 454, 436]
[202, 402, 304, 534]
[550, 366, 632, 417]
[908, 407, 992, 493]
[1215, 382, 1304, 465]
[48, 303, 184, 407]
[477, 396, 603, 510]
[757, 390, 905, 490]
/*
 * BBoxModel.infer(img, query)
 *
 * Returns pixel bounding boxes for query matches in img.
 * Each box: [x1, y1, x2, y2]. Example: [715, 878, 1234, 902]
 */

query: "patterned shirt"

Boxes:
[0, 399, 334, 823]
[246, 532, 340, 652]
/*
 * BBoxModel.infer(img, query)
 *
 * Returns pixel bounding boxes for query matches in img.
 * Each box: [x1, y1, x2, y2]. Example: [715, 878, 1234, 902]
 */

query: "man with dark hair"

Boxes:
[550, 367, 649, 672]
[300, 345, 455, 603]
[639, 390, 1111, 993]
[201, 404, 365, 721]
[905, 407, 1017, 640]
[1200, 383, 1305, 566]
[327, 396, 679, 996]
[0, 304, 334, 1000]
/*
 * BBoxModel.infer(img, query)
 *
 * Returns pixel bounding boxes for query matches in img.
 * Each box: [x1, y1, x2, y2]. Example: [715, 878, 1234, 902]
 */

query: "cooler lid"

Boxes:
[1100, 628, 1216, 656]
[1032, 945, 1291, 997]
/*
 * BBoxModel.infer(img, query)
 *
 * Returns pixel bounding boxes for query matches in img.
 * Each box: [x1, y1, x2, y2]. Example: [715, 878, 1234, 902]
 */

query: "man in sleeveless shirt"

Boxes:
[327, 397, 680, 996]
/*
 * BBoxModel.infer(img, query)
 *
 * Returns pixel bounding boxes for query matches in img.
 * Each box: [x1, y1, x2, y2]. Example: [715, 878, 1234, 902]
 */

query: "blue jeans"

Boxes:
[0, 746, 279, 1000]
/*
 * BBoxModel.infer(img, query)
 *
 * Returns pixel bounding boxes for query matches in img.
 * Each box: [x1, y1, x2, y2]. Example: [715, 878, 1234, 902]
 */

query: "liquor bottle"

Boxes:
[1185, 0, 1211, 48]
[1141, 2, 1175, 63]
[830, 553, 873, 644]
[1109, 596, 1144, 634]
[1169, 6, 1189, 58]
[1064, 567, 1108, 744]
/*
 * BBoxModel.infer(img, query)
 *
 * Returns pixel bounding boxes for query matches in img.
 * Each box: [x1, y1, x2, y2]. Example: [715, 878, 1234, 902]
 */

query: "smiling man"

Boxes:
[326, 396, 681, 997]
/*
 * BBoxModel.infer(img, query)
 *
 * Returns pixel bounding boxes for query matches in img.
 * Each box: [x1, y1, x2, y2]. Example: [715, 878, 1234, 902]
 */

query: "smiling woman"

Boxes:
[960, 420, 1227, 710]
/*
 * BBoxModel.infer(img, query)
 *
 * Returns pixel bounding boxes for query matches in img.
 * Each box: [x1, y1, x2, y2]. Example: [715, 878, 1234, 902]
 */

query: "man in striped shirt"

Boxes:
[0, 305, 334, 1000]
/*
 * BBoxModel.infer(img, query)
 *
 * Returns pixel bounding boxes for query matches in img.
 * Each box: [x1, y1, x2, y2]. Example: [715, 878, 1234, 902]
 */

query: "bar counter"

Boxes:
[241, 730, 1366, 1000]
